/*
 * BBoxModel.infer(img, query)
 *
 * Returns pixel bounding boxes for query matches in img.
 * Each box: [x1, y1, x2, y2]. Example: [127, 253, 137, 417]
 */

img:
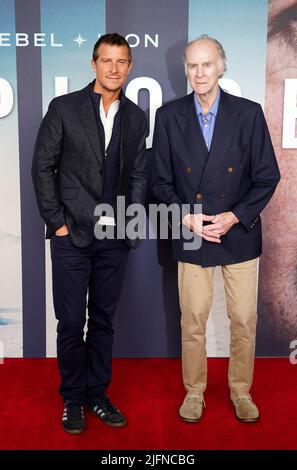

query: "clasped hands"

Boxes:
[182, 211, 239, 243]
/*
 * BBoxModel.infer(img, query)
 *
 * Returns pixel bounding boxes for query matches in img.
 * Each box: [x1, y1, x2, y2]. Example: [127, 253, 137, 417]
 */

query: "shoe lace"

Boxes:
[65, 400, 83, 420]
[236, 394, 256, 409]
[96, 397, 119, 415]
[186, 394, 206, 408]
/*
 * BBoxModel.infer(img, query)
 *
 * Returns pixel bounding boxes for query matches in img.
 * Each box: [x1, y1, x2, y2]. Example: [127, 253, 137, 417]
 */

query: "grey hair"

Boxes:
[184, 34, 227, 77]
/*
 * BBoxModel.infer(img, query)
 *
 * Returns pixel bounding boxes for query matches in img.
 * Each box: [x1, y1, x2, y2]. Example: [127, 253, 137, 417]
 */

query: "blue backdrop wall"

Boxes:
[0, 0, 296, 358]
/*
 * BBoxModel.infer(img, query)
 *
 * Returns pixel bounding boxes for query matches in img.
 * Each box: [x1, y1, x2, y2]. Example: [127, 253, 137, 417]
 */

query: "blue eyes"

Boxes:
[102, 60, 127, 64]
[189, 64, 211, 70]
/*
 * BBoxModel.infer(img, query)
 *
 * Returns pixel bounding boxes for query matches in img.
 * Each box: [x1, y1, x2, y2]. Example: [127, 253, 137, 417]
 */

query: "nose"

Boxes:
[110, 61, 118, 74]
[195, 65, 204, 78]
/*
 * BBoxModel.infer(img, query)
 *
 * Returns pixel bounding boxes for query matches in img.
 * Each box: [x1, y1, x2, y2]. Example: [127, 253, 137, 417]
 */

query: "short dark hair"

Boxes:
[92, 33, 131, 63]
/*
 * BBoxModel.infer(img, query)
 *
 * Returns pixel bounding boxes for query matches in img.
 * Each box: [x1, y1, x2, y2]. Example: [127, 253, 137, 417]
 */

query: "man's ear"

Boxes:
[127, 61, 133, 75]
[91, 59, 96, 73]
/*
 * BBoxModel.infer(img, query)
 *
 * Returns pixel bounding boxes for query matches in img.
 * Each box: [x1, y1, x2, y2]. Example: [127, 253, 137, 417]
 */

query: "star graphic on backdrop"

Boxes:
[73, 34, 86, 47]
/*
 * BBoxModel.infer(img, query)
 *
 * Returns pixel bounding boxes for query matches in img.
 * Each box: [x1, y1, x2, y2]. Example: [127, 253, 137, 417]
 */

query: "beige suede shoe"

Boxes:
[231, 394, 259, 423]
[179, 393, 205, 422]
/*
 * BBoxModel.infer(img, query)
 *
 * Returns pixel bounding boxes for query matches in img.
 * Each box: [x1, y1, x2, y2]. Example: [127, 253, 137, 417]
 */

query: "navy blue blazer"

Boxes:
[152, 89, 280, 267]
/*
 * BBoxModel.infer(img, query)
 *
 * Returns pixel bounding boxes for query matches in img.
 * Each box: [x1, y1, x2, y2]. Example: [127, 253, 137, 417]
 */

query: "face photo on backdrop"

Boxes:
[258, 0, 297, 355]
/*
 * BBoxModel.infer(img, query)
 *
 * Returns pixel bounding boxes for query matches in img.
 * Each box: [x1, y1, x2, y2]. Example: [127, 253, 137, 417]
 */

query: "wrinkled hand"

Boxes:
[182, 213, 221, 243]
[203, 211, 239, 237]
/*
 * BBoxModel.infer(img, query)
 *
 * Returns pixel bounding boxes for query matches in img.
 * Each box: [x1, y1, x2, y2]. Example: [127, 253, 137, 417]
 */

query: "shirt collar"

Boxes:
[194, 87, 220, 118]
[89, 81, 126, 109]
[99, 96, 120, 120]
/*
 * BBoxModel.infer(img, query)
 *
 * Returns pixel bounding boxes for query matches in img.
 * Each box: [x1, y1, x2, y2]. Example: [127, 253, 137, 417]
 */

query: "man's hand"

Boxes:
[55, 224, 69, 236]
[182, 213, 221, 243]
[203, 211, 239, 237]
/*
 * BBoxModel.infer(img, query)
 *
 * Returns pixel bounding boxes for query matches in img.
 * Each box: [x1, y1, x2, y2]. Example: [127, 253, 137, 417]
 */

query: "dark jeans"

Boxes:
[50, 234, 129, 403]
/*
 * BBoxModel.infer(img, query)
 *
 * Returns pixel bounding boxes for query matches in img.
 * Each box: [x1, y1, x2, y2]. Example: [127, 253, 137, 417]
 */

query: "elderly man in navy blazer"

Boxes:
[152, 35, 280, 423]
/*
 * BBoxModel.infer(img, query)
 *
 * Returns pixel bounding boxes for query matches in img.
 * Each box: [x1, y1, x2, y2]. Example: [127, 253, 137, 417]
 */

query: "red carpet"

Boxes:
[0, 358, 296, 450]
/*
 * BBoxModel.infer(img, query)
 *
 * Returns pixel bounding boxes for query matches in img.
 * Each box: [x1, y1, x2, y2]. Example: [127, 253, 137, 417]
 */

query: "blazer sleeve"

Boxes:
[151, 109, 183, 208]
[31, 99, 66, 234]
[128, 113, 147, 206]
[231, 105, 280, 231]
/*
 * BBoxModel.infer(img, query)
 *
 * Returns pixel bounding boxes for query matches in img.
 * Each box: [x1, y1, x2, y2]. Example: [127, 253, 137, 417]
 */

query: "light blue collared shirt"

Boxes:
[194, 88, 220, 151]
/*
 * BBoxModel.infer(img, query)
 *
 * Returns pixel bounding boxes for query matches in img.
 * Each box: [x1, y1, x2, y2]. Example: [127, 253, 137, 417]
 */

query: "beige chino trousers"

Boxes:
[178, 258, 258, 398]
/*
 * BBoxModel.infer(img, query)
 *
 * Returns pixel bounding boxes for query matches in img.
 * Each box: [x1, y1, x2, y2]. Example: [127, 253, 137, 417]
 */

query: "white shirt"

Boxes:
[98, 98, 120, 227]
[99, 98, 120, 150]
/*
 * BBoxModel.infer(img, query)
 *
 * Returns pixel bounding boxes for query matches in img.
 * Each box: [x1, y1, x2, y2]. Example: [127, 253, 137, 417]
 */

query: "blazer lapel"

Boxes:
[76, 96, 104, 168]
[121, 103, 136, 172]
[199, 90, 239, 190]
[176, 92, 209, 171]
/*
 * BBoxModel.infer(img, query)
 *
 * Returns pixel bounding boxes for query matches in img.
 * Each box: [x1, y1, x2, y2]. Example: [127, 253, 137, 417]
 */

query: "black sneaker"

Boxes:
[89, 397, 127, 428]
[62, 400, 85, 434]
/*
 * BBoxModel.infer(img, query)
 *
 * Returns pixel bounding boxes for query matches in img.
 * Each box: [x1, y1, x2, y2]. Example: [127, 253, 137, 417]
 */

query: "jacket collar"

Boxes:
[176, 88, 240, 189]
[75, 81, 133, 169]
